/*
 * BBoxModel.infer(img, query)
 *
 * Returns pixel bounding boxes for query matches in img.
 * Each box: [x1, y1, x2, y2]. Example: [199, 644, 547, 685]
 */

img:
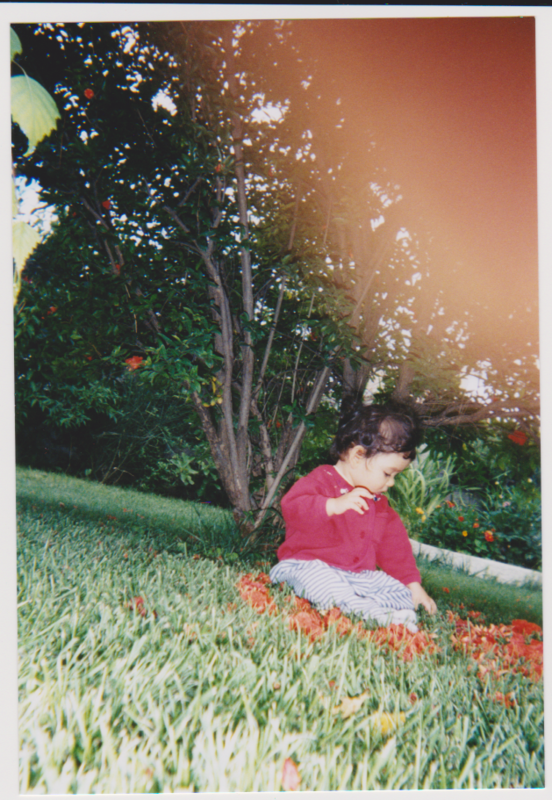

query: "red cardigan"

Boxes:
[277, 465, 421, 586]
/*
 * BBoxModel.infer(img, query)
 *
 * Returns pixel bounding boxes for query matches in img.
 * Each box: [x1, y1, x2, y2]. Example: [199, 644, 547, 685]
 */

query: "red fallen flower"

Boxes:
[281, 758, 301, 791]
[442, 587, 450, 593]
[125, 356, 143, 371]
[293, 596, 313, 612]
[237, 574, 277, 615]
[128, 596, 146, 617]
[128, 596, 157, 619]
[288, 608, 325, 640]
[324, 607, 354, 636]
[511, 619, 541, 635]
[508, 430, 528, 446]
[449, 612, 543, 682]
[102, 199, 111, 210]
[366, 625, 439, 662]
[494, 691, 516, 708]
[84, 88, 94, 99]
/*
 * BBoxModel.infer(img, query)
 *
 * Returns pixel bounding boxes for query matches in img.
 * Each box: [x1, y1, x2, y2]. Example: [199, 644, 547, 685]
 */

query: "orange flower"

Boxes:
[442, 587, 450, 593]
[473, 522, 479, 529]
[125, 356, 143, 371]
[127, 596, 157, 618]
[484, 530, 494, 542]
[449, 612, 543, 682]
[288, 608, 325, 640]
[494, 691, 516, 708]
[511, 619, 542, 636]
[365, 624, 439, 662]
[445, 500, 455, 508]
[508, 430, 528, 446]
[237, 573, 277, 615]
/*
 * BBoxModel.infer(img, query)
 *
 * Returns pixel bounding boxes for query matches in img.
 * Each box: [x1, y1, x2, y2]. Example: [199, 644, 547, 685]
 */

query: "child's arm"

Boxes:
[407, 582, 437, 615]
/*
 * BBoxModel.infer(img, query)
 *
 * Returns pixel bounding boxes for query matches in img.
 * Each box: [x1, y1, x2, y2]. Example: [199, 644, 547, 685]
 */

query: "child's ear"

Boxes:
[350, 445, 367, 462]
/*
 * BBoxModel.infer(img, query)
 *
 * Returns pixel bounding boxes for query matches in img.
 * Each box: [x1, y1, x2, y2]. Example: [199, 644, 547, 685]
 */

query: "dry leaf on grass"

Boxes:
[331, 690, 370, 719]
[368, 711, 406, 736]
[281, 757, 301, 791]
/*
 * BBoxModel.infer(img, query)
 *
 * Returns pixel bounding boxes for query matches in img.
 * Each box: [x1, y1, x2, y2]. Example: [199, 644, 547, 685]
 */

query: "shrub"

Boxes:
[408, 483, 541, 571]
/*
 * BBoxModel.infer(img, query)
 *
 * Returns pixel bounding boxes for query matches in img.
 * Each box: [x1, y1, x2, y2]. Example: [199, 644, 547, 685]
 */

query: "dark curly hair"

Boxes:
[329, 401, 422, 462]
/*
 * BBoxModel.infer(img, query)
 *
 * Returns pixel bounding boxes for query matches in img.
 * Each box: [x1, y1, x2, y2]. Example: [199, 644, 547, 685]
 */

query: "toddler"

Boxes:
[270, 402, 437, 632]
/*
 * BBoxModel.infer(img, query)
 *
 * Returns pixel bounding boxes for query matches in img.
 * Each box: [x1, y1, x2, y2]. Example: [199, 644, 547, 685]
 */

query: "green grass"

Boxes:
[16, 468, 544, 791]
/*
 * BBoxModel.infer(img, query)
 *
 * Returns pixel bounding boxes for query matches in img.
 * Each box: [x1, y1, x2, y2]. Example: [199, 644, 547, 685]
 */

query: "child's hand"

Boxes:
[326, 487, 374, 517]
[407, 582, 437, 615]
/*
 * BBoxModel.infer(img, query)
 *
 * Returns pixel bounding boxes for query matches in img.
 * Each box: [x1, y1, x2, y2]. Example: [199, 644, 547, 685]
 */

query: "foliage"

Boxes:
[16, 374, 226, 502]
[13, 20, 540, 526]
[422, 423, 541, 497]
[17, 478, 543, 791]
[12, 21, 365, 521]
[409, 483, 541, 571]
[11, 26, 60, 304]
[387, 445, 459, 521]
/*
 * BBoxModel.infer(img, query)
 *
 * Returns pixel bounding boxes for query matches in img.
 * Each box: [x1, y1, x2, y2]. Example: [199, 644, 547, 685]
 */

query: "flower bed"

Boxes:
[237, 572, 543, 682]
[408, 490, 541, 571]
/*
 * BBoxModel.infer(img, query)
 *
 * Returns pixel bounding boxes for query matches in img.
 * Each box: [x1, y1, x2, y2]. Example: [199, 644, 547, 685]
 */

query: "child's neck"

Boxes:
[333, 460, 354, 486]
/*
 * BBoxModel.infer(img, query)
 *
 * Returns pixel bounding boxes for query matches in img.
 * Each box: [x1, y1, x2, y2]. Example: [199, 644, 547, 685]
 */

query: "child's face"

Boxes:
[345, 448, 411, 494]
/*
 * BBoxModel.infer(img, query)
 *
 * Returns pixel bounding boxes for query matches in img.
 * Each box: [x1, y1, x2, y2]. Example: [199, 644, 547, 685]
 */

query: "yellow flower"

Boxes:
[462, 531, 468, 537]
[415, 507, 424, 515]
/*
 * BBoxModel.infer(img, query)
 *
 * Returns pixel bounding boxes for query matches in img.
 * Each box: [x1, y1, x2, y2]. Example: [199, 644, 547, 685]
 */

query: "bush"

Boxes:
[408, 482, 541, 571]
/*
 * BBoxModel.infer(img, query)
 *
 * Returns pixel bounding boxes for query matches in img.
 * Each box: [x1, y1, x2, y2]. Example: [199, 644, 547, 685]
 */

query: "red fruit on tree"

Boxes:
[84, 88, 94, 99]
[102, 199, 111, 210]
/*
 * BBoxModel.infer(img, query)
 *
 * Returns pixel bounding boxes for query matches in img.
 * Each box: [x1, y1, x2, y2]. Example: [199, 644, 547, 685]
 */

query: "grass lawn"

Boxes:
[16, 468, 544, 792]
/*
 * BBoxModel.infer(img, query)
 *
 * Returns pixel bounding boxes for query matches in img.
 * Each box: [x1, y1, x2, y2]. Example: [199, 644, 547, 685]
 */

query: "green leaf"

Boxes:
[11, 74, 60, 155]
[13, 220, 42, 273]
[10, 28, 22, 61]
[12, 179, 18, 216]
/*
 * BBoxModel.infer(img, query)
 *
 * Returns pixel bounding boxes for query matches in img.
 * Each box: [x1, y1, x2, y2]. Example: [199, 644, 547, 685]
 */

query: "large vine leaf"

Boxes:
[12, 179, 18, 216]
[11, 74, 60, 155]
[11, 28, 22, 60]
[13, 220, 42, 273]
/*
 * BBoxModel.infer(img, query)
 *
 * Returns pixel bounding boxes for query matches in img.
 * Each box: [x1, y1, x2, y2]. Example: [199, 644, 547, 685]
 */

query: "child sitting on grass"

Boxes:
[270, 401, 437, 632]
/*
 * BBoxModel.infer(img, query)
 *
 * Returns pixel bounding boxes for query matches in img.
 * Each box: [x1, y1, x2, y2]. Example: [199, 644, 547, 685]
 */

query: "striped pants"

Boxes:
[270, 559, 418, 632]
